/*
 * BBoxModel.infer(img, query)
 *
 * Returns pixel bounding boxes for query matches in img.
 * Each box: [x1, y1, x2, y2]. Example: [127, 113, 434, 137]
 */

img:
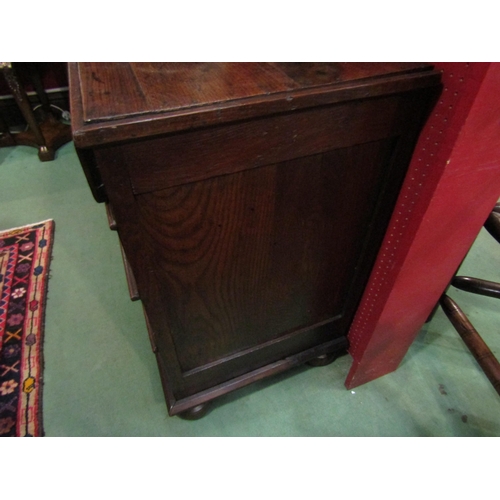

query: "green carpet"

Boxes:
[1, 142, 499, 436]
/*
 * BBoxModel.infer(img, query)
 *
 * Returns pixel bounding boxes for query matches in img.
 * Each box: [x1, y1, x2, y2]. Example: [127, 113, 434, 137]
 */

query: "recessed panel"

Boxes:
[136, 138, 396, 373]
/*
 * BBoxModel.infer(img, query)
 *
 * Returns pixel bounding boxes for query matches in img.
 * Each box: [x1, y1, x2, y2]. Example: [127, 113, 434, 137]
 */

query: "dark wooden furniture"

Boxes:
[0, 62, 72, 161]
[69, 63, 441, 418]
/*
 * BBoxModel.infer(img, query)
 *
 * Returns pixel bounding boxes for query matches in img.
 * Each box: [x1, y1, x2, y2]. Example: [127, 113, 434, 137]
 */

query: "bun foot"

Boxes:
[177, 403, 211, 420]
[38, 145, 55, 162]
[307, 352, 339, 367]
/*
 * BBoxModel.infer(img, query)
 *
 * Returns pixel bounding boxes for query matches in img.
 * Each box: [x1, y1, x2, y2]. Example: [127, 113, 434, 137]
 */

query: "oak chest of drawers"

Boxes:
[70, 63, 441, 418]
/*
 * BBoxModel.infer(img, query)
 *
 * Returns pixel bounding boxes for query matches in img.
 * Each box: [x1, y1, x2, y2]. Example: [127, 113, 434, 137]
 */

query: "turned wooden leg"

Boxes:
[177, 402, 211, 420]
[440, 294, 500, 396]
[0, 62, 54, 161]
[25, 62, 52, 116]
[451, 276, 500, 299]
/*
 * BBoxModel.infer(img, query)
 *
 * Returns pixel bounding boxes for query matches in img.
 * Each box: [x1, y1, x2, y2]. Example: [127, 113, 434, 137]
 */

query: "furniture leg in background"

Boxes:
[439, 204, 500, 397]
[440, 295, 500, 396]
[0, 62, 72, 161]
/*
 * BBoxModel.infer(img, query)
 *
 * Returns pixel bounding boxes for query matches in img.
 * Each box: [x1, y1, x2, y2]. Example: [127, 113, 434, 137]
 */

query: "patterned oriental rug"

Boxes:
[0, 220, 54, 437]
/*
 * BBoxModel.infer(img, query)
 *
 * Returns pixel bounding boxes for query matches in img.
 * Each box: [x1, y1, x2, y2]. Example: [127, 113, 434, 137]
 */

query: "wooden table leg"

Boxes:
[0, 62, 54, 161]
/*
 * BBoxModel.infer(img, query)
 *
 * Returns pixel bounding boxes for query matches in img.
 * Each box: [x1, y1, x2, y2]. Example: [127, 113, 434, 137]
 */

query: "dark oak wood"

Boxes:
[130, 141, 394, 374]
[105, 202, 117, 230]
[110, 94, 416, 194]
[307, 351, 345, 367]
[142, 306, 157, 353]
[484, 210, 500, 244]
[75, 147, 107, 202]
[0, 62, 72, 161]
[77, 62, 432, 124]
[119, 242, 140, 302]
[177, 403, 211, 421]
[70, 62, 439, 149]
[167, 337, 349, 415]
[451, 276, 500, 299]
[440, 295, 500, 396]
[106, 202, 140, 301]
[70, 63, 441, 416]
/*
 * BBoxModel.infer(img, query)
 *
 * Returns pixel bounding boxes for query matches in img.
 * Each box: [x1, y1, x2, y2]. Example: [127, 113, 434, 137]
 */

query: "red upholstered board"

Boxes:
[346, 63, 500, 388]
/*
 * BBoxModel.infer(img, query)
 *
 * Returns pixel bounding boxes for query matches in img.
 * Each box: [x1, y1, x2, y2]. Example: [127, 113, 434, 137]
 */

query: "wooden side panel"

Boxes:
[94, 82, 441, 409]
[135, 141, 395, 376]
[110, 94, 412, 194]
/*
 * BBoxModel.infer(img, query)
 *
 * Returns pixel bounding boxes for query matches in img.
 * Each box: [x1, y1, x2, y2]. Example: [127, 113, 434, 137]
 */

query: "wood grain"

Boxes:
[272, 62, 432, 87]
[78, 62, 433, 123]
[130, 62, 298, 111]
[70, 63, 441, 148]
[72, 63, 442, 413]
[79, 62, 148, 122]
[110, 93, 409, 194]
[135, 140, 395, 374]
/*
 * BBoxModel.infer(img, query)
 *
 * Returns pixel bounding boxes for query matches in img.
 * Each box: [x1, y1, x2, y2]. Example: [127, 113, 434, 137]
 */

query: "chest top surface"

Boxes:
[69, 62, 440, 147]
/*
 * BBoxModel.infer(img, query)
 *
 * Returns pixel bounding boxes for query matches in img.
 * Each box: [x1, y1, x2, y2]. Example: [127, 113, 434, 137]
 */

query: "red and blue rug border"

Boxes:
[0, 220, 54, 437]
